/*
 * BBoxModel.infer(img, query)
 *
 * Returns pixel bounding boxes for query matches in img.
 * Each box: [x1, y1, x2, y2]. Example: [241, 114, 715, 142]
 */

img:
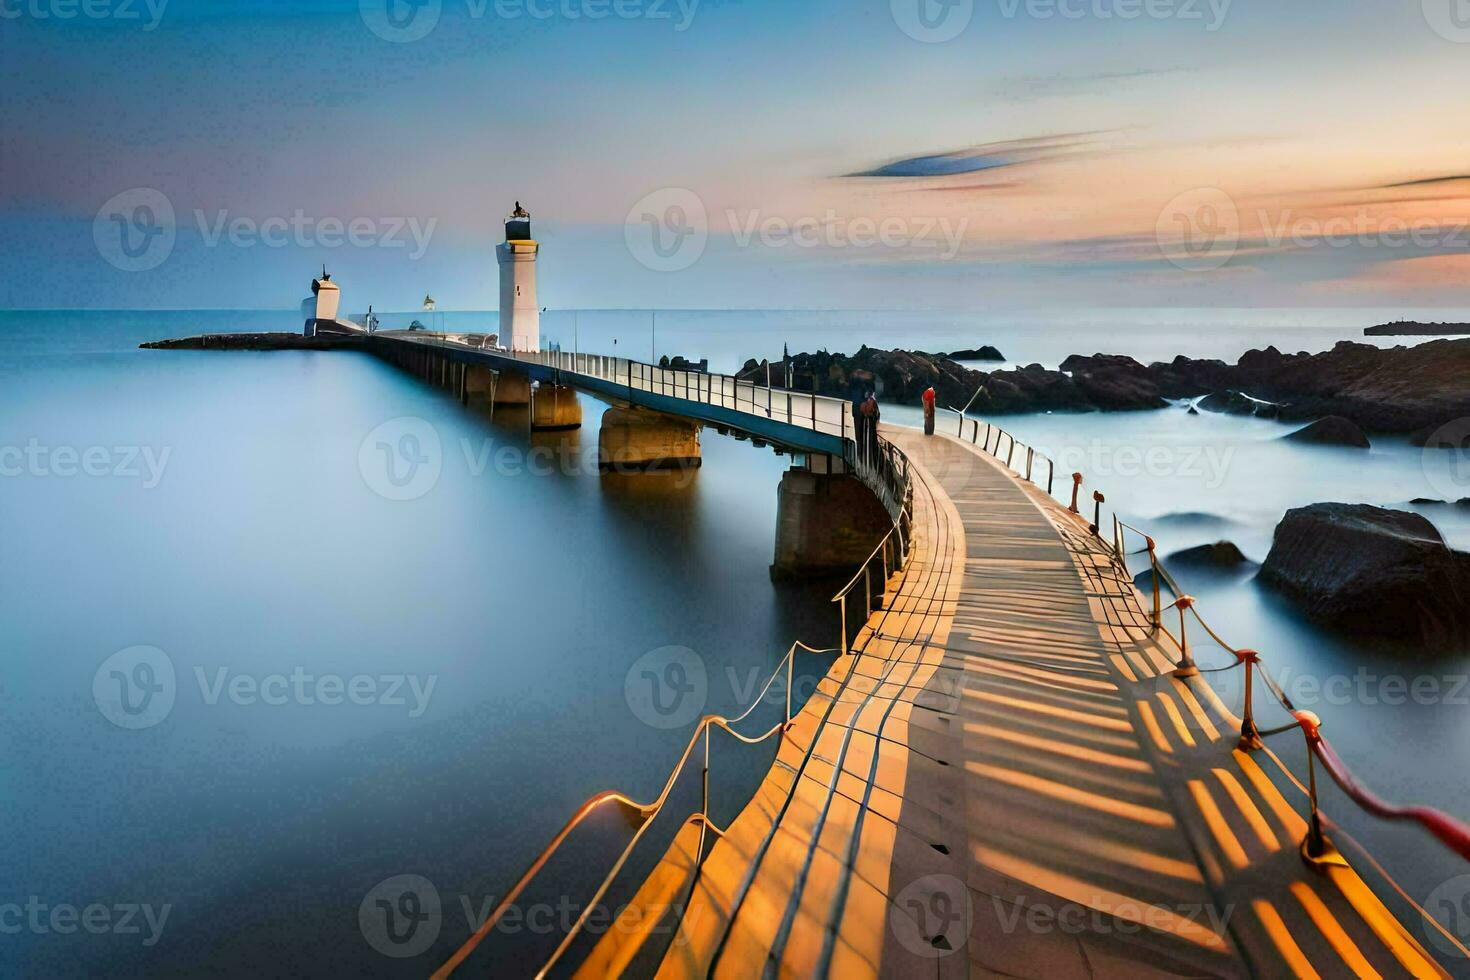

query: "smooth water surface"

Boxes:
[1, 312, 840, 975]
[4, 309, 1468, 972]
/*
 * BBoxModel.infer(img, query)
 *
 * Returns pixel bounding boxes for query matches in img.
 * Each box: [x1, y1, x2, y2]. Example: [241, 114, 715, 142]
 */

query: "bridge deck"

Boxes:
[373, 334, 858, 457]
[580, 429, 1447, 978]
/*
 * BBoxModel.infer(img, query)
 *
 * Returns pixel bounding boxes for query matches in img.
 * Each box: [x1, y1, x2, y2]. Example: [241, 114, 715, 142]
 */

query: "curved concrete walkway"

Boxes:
[574, 429, 1451, 978]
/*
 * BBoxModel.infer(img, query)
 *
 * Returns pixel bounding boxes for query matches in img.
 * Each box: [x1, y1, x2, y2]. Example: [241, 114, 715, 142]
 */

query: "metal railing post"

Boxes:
[838, 596, 848, 654]
[1237, 650, 1263, 750]
[1172, 596, 1200, 677]
[784, 652, 794, 728]
[1070, 473, 1083, 513]
[1146, 537, 1162, 630]
[701, 725, 710, 822]
[1294, 712, 1342, 865]
[1090, 490, 1105, 535]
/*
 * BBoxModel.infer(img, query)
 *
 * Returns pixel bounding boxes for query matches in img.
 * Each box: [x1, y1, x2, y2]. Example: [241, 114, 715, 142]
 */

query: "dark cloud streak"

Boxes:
[841, 131, 1110, 179]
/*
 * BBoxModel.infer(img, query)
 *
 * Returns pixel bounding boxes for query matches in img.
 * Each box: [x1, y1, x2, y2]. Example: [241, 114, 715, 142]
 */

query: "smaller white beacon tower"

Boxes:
[302, 266, 341, 336]
[496, 202, 540, 352]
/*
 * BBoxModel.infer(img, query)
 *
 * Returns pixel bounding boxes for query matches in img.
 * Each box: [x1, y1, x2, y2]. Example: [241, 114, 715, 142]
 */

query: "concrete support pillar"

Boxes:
[464, 365, 496, 400]
[598, 406, 701, 471]
[771, 468, 892, 581]
[494, 371, 533, 406]
[529, 384, 583, 431]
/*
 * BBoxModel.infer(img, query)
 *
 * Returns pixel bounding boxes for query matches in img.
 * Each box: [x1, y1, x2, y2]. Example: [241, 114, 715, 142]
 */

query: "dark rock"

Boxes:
[1120, 339, 1470, 433]
[1137, 540, 1256, 595]
[1259, 503, 1470, 647]
[1410, 498, 1444, 505]
[1283, 416, 1371, 449]
[1198, 390, 1260, 416]
[1168, 541, 1255, 569]
[949, 346, 1005, 361]
[1149, 511, 1243, 531]
[749, 337, 1470, 428]
[1057, 354, 1169, 411]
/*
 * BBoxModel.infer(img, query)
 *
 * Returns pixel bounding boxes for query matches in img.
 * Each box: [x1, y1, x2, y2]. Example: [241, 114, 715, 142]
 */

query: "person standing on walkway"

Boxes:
[861, 391, 879, 464]
[923, 385, 936, 436]
[849, 376, 866, 445]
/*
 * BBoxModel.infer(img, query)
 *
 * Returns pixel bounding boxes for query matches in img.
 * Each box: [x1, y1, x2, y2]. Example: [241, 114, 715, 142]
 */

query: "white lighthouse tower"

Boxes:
[496, 202, 540, 352]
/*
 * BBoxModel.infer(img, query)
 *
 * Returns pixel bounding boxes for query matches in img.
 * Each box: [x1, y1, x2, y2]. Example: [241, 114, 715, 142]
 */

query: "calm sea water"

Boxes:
[0, 311, 841, 976]
[4, 308, 1468, 973]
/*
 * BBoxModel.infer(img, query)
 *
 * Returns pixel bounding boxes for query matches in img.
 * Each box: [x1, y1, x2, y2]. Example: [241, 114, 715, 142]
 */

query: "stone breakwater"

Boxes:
[742, 339, 1470, 436]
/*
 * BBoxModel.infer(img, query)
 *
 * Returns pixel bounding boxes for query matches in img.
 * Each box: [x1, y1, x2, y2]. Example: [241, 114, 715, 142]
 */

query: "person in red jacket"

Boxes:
[922, 386, 937, 435]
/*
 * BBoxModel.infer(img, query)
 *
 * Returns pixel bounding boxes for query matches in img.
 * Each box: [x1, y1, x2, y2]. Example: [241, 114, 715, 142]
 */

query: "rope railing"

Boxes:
[432, 437, 911, 976]
[938, 400, 1470, 904]
[433, 638, 839, 979]
[1108, 518, 1470, 871]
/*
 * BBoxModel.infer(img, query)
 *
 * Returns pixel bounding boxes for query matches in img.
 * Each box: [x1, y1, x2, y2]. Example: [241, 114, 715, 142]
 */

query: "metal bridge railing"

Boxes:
[414, 334, 913, 528]
[510, 345, 856, 441]
[946, 407, 1058, 497]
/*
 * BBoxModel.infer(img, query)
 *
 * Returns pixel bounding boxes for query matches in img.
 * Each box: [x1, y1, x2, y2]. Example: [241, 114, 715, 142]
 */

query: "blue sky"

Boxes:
[2, 0, 1468, 311]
